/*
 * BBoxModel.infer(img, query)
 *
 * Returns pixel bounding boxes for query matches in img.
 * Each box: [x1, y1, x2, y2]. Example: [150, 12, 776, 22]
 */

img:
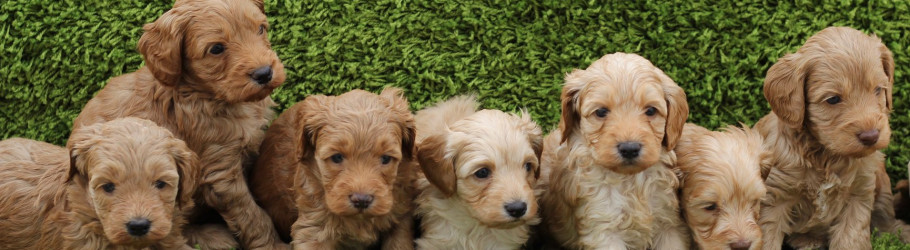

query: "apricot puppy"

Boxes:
[251, 88, 416, 249]
[414, 95, 543, 249]
[540, 52, 690, 249]
[676, 123, 767, 250]
[68, 0, 287, 248]
[756, 26, 900, 249]
[0, 118, 199, 249]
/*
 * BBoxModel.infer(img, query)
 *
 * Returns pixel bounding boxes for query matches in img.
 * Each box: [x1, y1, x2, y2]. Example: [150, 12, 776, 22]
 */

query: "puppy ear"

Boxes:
[763, 53, 809, 129]
[138, 8, 189, 86]
[66, 125, 102, 182]
[417, 134, 457, 196]
[296, 95, 330, 162]
[169, 139, 200, 210]
[380, 87, 417, 161]
[560, 69, 585, 144]
[879, 43, 895, 110]
[657, 72, 689, 151]
[518, 110, 543, 179]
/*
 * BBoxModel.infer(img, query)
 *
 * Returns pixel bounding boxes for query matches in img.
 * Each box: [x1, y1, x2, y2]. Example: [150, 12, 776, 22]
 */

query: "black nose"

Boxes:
[857, 129, 880, 146]
[729, 240, 752, 250]
[350, 193, 374, 210]
[617, 142, 642, 159]
[125, 218, 151, 236]
[504, 201, 527, 218]
[250, 66, 273, 85]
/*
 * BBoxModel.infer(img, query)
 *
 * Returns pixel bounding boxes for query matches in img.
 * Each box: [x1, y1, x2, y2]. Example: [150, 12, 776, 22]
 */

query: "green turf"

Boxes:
[2, 0, 910, 247]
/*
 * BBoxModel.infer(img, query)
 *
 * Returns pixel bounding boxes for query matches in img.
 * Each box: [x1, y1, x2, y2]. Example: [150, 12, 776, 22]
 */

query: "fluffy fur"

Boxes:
[675, 123, 767, 250]
[755, 26, 904, 250]
[250, 88, 416, 249]
[540, 52, 691, 249]
[413, 95, 544, 249]
[0, 118, 199, 249]
[66, 0, 287, 248]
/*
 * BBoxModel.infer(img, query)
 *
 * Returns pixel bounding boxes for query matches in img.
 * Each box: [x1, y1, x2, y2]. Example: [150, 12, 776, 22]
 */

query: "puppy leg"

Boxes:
[202, 154, 287, 249]
[871, 164, 910, 243]
[184, 224, 240, 250]
[760, 199, 796, 250]
[828, 195, 873, 250]
[381, 213, 414, 250]
[652, 224, 689, 250]
[580, 234, 628, 250]
[290, 220, 335, 250]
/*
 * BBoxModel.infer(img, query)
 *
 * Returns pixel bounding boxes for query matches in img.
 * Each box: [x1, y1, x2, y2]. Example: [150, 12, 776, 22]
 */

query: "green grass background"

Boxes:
[2, 0, 910, 248]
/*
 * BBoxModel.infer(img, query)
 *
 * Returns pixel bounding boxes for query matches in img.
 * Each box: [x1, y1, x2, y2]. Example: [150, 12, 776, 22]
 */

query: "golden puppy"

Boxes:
[755, 26, 899, 249]
[675, 123, 767, 250]
[0, 118, 199, 249]
[540, 52, 691, 249]
[250, 88, 416, 249]
[413, 95, 543, 249]
[68, 0, 287, 248]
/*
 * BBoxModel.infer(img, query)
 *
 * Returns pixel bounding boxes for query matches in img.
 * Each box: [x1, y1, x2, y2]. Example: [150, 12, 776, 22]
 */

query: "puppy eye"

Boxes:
[825, 95, 841, 105]
[330, 154, 344, 164]
[524, 162, 533, 172]
[594, 108, 609, 118]
[874, 86, 882, 96]
[644, 106, 657, 116]
[703, 203, 718, 211]
[258, 24, 266, 35]
[101, 183, 116, 193]
[209, 44, 225, 55]
[473, 167, 491, 179]
[380, 155, 392, 165]
[154, 180, 167, 189]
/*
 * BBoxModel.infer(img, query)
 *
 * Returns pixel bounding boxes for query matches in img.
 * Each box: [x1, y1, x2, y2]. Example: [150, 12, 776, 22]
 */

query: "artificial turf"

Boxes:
[2, 0, 910, 248]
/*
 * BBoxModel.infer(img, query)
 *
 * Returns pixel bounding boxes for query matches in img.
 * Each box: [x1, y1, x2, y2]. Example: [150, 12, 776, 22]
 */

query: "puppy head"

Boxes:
[67, 118, 199, 247]
[296, 88, 415, 217]
[764, 27, 892, 157]
[138, 0, 285, 103]
[560, 53, 688, 174]
[676, 125, 767, 250]
[418, 109, 543, 227]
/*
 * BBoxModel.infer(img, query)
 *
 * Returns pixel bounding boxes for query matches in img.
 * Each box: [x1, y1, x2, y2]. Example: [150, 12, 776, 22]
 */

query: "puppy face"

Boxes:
[677, 125, 767, 250]
[764, 27, 893, 157]
[560, 53, 688, 174]
[418, 110, 543, 227]
[296, 88, 415, 217]
[138, 0, 285, 103]
[68, 118, 198, 247]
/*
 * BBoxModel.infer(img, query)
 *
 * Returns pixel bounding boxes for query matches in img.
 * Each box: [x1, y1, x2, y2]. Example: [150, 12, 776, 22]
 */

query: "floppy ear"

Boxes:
[763, 53, 809, 129]
[518, 110, 543, 179]
[560, 69, 586, 143]
[295, 95, 330, 162]
[138, 7, 189, 86]
[657, 72, 689, 151]
[879, 42, 894, 111]
[66, 125, 102, 182]
[380, 87, 417, 161]
[169, 139, 200, 210]
[417, 134, 457, 196]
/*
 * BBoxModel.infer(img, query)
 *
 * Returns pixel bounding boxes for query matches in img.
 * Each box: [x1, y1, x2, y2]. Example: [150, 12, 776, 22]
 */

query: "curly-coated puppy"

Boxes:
[675, 123, 767, 250]
[0, 118, 200, 249]
[755, 26, 902, 250]
[250, 88, 416, 249]
[67, 0, 287, 248]
[540, 52, 691, 249]
[413, 95, 543, 249]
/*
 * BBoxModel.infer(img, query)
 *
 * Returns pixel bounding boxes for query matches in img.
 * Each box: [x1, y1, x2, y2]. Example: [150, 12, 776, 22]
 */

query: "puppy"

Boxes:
[540, 52, 691, 249]
[755, 26, 899, 249]
[413, 95, 543, 249]
[250, 88, 416, 249]
[675, 123, 767, 250]
[0, 118, 200, 249]
[67, 0, 287, 248]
